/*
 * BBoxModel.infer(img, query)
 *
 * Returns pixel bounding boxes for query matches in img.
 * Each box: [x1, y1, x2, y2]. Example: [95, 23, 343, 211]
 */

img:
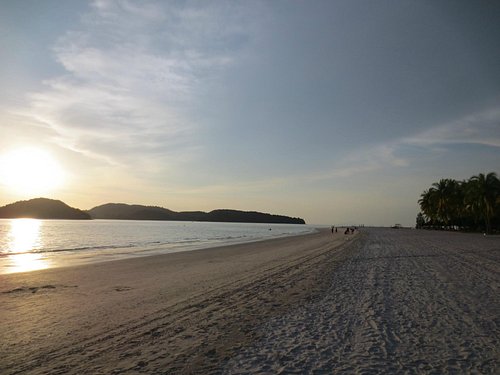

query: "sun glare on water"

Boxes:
[5, 219, 50, 273]
[0, 147, 65, 196]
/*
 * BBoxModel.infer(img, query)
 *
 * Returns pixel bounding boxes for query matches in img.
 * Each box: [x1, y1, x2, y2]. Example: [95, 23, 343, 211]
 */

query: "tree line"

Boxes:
[417, 172, 500, 233]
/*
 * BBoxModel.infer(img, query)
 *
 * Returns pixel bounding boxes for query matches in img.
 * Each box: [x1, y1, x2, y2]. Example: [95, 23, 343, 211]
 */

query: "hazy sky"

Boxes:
[1, 0, 499, 226]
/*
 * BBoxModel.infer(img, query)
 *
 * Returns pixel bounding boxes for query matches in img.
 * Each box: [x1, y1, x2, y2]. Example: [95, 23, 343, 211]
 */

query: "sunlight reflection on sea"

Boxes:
[3, 219, 51, 273]
[0, 219, 315, 274]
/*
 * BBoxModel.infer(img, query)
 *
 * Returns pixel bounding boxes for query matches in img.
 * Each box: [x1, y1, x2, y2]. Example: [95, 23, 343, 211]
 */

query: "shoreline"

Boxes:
[1, 228, 356, 374]
[0, 221, 318, 275]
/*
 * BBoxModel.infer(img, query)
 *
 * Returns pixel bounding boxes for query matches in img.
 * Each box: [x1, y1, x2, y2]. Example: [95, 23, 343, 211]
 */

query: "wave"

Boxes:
[0, 242, 145, 255]
[0, 236, 247, 256]
[0, 222, 316, 261]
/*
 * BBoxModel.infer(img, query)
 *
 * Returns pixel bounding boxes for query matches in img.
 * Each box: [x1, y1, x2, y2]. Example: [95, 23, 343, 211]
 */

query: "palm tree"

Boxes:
[418, 188, 437, 226]
[430, 179, 458, 228]
[419, 172, 499, 233]
[416, 212, 425, 229]
[463, 178, 481, 230]
[447, 179, 465, 229]
[467, 172, 500, 233]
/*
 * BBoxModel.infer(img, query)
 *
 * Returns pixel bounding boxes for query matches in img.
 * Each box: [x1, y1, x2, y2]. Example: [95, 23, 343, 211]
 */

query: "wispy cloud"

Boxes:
[302, 143, 409, 184]
[22, 0, 254, 171]
[301, 105, 500, 184]
[403, 106, 500, 149]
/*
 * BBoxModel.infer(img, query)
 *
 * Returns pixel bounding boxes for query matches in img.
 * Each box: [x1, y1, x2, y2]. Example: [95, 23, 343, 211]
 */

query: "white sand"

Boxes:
[1, 228, 498, 374]
[225, 228, 499, 374]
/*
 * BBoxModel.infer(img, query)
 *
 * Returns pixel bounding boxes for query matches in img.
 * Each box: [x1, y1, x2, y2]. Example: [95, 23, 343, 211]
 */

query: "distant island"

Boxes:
[88, 203, 306, 224]
[0, 199, 305, 224]
[0, 198, 91, 220]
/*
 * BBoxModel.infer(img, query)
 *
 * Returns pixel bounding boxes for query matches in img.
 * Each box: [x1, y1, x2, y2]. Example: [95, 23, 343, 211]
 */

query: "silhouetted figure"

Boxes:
[344, 228, 349, 235]
[331, 226, 334, 234]
[335, 227, 338, 233]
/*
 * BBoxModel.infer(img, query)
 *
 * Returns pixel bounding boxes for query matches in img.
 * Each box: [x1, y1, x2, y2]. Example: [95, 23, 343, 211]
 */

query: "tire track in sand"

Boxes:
[1, 231, 359, 374]
[224, 228, 499, 374]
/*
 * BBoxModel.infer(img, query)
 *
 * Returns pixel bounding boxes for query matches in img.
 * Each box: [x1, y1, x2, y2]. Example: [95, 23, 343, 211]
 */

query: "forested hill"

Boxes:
[88, 203, 306, 224]
[0, 198, 91, 219]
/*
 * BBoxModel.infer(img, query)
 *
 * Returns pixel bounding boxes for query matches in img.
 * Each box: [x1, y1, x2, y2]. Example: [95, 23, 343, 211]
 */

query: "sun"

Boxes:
[0, 147, 65, 196]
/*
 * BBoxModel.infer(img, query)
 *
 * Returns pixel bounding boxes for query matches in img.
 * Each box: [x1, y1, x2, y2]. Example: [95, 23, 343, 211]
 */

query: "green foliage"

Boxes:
[88, 203, 306, 224]
[417, 172, 500, 233]
[415, 212, 425, 229]
[0, 198, 90, 219]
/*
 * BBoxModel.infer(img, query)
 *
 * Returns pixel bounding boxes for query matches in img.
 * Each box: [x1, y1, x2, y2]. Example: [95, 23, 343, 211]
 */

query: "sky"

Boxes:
[0, 0, 499, 226]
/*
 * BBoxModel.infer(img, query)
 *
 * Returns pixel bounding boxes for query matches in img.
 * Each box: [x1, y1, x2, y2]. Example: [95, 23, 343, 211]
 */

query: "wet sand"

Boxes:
[1, 228, 498, 374]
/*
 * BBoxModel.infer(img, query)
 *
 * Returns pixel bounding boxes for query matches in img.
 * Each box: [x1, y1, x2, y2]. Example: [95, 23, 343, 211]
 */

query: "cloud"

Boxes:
[299, 105, 500, 185]
[301, 143, 409, 185]
[356, 106, 500, 170]
[403, 106, 500, 149]
[21, 0, 254, 171]
[0, 111, 61, 151]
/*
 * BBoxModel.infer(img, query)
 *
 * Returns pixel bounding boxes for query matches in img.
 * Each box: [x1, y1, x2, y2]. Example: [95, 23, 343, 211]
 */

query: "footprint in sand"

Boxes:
[114, 286, 133, 292]
[3, 284, 77, 294]
[368, 319, 378, 331]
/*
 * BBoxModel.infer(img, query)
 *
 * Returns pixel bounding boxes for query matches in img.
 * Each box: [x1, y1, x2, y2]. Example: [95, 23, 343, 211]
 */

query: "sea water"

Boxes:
[0, 219, 316, 274]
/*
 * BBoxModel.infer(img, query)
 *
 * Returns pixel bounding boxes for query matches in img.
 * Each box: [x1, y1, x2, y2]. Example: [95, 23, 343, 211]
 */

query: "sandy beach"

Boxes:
[1, 228, 498, 374]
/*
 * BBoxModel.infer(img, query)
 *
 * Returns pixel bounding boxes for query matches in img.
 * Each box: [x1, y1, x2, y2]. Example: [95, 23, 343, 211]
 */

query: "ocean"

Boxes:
[0, 219, 316, 274]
